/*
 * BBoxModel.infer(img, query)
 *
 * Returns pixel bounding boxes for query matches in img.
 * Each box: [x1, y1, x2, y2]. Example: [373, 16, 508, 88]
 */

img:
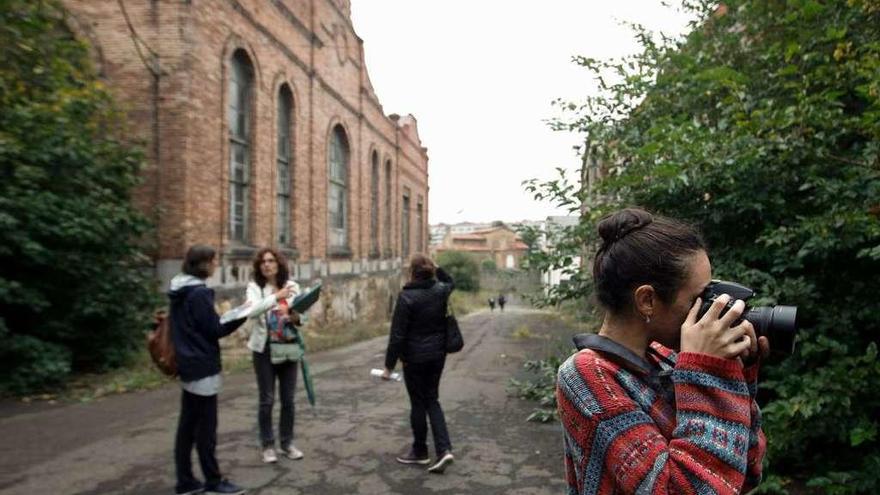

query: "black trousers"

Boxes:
[253, 347, 298, 448]
[403, 358, 452, 457]
[174, 390, 221, 490]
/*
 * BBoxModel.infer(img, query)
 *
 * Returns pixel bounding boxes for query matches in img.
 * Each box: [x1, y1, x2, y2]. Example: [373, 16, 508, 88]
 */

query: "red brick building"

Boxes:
[434, 226, 529, 270]
[62, 0, 429, 286]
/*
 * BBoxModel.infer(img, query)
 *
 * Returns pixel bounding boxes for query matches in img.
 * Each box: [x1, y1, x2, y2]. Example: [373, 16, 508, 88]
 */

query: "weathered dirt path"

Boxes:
[0, 306, 576, 494]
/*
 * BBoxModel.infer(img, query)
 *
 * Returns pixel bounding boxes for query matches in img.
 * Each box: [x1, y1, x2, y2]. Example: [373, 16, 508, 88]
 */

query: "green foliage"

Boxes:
[515, 224, 541, 254]
[435, 251, 481, 292]
[480, 258, 498, 272]
[526, 0, 880, 492]
[508, 356, 563, 423]
[0, 1, 156, 394]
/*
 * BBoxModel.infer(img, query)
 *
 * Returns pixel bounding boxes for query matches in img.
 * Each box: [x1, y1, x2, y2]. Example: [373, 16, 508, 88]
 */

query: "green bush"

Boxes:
[0, 1, 156, 394]
[525, 0, 880, 492]
[480, 259, 497, 272]
[435, 251, 480, 292]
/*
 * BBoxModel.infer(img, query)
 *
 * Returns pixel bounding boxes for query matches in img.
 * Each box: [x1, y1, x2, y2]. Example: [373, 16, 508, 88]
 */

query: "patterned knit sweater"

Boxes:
[556, 338, 765, 495]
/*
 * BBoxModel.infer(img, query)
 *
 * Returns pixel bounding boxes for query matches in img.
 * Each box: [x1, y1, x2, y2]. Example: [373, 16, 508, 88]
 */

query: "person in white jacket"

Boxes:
[244, 247, 303, 464]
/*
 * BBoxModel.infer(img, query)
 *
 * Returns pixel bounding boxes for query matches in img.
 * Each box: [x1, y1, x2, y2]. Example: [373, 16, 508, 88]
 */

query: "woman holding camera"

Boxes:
[556, 208, 768, 494]
[244, 248, 303, 464]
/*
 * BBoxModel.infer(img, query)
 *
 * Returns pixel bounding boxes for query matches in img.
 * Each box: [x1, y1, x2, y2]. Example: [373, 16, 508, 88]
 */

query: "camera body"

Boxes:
[697, 280, 799, 355]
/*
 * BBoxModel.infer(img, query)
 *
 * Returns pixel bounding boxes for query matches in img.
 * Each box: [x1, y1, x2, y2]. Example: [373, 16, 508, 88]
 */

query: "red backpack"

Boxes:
[147, 310, 177, 377]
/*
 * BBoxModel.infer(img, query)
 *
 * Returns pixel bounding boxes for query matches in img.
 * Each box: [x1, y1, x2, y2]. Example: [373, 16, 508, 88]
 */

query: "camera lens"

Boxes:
[745, 305, 798, 354]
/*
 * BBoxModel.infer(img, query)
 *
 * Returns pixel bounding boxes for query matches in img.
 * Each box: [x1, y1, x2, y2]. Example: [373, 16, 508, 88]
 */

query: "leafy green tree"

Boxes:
[526, 1, 880, 492]
[435, 251, 481, 292]
[0, 0, 156, 393]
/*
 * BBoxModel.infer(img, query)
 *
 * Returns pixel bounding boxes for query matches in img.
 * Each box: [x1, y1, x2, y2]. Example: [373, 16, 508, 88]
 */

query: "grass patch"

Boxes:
[512, 324, 533, 340]
[449, 289, 496, 316]
[18, 345, 252, 404]
[301, 322, 388, 353]
[49, 350, 173, 403]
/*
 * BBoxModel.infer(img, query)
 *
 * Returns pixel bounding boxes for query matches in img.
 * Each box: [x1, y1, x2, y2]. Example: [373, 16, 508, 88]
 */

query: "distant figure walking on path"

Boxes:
[488, 297, 496, 311]
[556, 208, 768, 494]
[244, 247, 303, 464]
[497, 294, 507, 311]
[169, 245, 247, 495]
[383, 254, 456, 474]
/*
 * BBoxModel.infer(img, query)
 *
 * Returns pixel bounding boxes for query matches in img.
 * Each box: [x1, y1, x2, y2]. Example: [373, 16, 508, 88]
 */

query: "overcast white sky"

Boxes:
[350, 1, 696, 225]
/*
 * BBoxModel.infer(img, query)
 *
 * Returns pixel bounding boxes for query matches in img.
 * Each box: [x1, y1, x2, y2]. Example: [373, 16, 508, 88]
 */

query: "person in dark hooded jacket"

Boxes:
[169, 245, 247, 495]
[383, 254, 456, 474]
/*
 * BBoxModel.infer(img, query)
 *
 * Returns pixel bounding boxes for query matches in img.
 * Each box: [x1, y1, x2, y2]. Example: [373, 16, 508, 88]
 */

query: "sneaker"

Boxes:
[204, 479, 245, 495]
[396, 449, 430, 465]
[175, 480, 205, 495]
[279, 444, 304, 460]
[427, 451, 455, 474]
[261, 447, 278, 464]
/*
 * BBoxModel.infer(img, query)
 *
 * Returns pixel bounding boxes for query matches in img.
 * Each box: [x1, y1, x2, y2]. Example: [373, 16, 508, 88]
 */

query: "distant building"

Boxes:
[540, 216, 581, 292]
[429, 223, 450, 247]
[434, 226, 528, 269]
[509, 219, 543, 232]
[429, 221, 494, 247]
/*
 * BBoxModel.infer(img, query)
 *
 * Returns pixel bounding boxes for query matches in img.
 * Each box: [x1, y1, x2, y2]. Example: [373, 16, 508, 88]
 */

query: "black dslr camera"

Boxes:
[697, 280, 799, 355]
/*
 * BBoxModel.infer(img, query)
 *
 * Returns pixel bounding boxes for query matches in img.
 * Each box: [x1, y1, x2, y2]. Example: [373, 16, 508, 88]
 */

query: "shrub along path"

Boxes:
[0, 305, 577, 494]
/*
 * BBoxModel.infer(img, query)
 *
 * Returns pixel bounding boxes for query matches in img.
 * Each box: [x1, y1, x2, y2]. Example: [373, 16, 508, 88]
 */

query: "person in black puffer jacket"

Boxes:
[383, 254, 456, 474]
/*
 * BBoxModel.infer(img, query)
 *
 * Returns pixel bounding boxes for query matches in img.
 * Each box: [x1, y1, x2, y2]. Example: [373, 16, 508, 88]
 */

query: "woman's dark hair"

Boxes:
[182, 245, 216, 279]
[252, 247, 290, 288]
[593, 208, 705, 314]
[409, 254, 436, 282]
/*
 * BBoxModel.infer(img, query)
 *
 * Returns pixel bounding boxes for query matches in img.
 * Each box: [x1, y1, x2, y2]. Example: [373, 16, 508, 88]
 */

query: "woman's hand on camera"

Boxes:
[739, 322, 770, 365]
[275, 285, 292, 301]
[681, 294, 753, 359]
[288, 310, 302, 326]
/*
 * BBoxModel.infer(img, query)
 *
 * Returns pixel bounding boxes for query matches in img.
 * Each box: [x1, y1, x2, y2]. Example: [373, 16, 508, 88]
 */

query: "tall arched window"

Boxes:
[328, 125, 349, 250]
[277, 85, 293, 245]
[401, 187, 411, 258]
[384, 160, 392, 256]
[370, 151, 379, 256]
[228, 50, 253, 242]
[416, 195, 424, 253]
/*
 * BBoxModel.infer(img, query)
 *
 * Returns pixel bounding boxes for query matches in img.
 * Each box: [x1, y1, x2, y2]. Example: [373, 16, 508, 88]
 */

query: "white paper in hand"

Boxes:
[370, 368, 401, 381]
[220, 301, 253, 324]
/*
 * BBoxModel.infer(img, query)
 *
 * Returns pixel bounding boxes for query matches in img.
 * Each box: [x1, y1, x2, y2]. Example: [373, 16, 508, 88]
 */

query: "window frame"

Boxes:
[228, 50, 254, 243]
[328, 125, 350, 252]
[276, 85, 293, 246]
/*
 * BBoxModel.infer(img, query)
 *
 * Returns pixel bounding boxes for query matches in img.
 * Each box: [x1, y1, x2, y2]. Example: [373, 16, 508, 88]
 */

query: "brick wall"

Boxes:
[61, 0, 430, 331]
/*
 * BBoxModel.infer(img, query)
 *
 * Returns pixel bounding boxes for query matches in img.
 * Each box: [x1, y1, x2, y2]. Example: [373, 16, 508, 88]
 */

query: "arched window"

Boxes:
[228, 50, 253, 242]
[328, 125, 349, 249]
[370, 151, 379, 256]
[401, 187, 411, 258]
[277, 85, 293, 245]
[384, 159, 392, 256]
[416, 195, 424, 253]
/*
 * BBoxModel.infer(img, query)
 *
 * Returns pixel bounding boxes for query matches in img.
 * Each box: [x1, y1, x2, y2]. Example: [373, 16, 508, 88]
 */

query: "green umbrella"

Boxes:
[300, 353, 316, 407]
[292, 282, 321, 407]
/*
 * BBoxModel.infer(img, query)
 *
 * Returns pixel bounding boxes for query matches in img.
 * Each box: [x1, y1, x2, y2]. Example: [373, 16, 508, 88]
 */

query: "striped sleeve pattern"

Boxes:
[557, 348, 764, 495]
[741, 363, 767, 492]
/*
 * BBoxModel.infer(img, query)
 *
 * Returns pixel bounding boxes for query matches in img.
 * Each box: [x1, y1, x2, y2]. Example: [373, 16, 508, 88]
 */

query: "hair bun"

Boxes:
[597, 208, 654, 246]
